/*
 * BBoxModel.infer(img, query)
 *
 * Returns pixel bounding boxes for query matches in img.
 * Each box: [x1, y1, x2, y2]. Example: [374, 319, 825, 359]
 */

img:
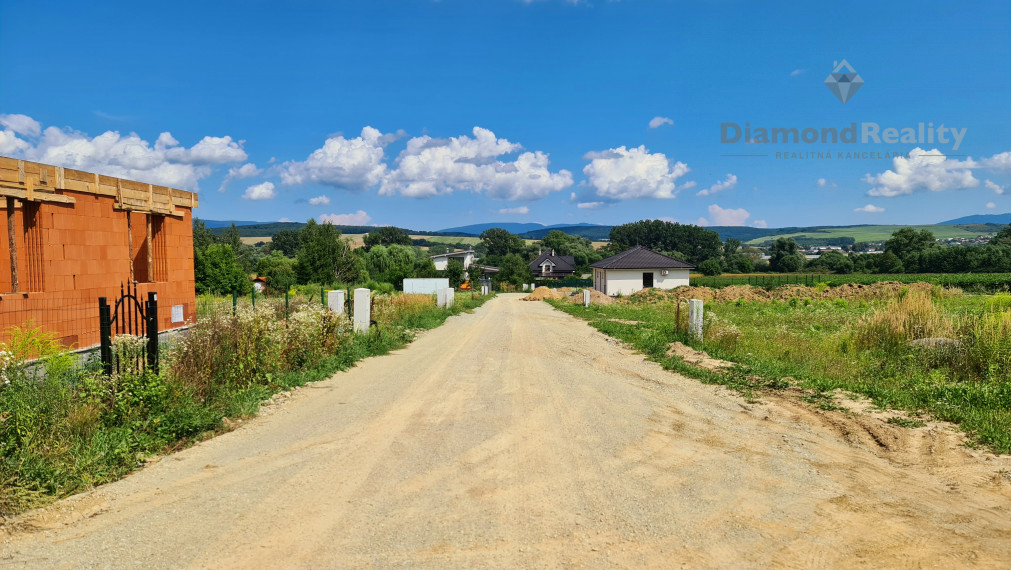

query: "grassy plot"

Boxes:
[550, 287, 1011, 454]
[744, 224, 995, 245]
[0, 292, 492, 517]
[690, 273, 1011, 292]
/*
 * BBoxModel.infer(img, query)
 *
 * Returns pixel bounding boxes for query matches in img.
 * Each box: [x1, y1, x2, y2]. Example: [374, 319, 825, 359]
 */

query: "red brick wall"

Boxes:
[0, 189, 196, 350]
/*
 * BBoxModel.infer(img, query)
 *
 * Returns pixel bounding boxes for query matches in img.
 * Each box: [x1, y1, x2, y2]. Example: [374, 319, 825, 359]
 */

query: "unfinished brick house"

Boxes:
[0, 156, 198, 349]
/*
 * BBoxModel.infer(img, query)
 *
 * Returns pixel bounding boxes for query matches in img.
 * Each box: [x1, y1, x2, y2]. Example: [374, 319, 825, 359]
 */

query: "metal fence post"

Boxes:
[146, 292, 159, 373]
[285, 289, 290, 319]
[321, 286, 325, 307]
[233, 290, 237, 315]
[99, 297, 113, 376]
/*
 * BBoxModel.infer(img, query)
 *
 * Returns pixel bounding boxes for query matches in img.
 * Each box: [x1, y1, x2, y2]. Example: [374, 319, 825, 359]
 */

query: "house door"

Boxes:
[642, 272, 654, 288]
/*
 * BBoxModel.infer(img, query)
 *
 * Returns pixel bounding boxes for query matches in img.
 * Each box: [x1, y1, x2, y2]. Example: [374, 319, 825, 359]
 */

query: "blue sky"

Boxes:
[1, 0, 1009, 231]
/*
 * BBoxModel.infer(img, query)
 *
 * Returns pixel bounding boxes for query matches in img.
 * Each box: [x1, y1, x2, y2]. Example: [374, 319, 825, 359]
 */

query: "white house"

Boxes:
[590, 246, 694, 296]
[430, 249, 475, 271]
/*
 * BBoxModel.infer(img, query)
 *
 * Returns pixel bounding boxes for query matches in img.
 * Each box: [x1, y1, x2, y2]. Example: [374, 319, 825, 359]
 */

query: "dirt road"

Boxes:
[3, 294, 1011, 568]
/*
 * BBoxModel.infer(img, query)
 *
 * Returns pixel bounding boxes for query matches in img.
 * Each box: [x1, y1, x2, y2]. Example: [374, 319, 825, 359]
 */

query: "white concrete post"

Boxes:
[522, 283, 529, 291]
[436, 288, 447, 308]
[583, 289, 590, 307]
[446, 288, 455, 308]
[689, 298, 703, 341]
[530, 283, 535, 291]
[353, 288, 371, 333]
[327, 290, 345, 315]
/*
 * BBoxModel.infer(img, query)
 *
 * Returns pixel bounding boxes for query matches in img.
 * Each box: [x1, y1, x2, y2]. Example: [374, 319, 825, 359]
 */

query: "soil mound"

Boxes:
[522, 286, 563, 301]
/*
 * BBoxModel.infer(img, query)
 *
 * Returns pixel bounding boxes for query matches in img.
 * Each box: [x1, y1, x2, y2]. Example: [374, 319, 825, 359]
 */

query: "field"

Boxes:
[551, 284, 1011, 453]
[690, 272, 1011, 292]
[745, 224, 995, 245]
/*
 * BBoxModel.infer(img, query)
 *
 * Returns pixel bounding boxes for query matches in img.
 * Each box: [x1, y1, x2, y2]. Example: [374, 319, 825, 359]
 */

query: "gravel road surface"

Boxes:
[3, 293, 1010, 568]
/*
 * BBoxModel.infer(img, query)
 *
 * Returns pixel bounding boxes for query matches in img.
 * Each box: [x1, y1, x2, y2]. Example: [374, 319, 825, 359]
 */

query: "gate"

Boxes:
[98, 283, 159, 376]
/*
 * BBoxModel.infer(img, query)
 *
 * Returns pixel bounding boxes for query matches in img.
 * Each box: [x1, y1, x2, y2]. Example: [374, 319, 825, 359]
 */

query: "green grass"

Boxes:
[550, 291, 1011, 454]
[0, 292, 493, 516]
[690, 273, 1011, 293]
[745, 224, 995, 245]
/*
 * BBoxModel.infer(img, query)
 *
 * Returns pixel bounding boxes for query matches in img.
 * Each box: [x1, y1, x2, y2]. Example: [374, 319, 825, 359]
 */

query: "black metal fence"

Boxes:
[98, 283, 159, 376]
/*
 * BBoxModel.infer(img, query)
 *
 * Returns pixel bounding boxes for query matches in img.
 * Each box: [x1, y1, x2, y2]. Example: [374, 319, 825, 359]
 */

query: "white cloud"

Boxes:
[817, 177, 837, 189]
[981, 151, 1011, 171]
[697, 204, 751, 226]
[278, 217, 293, 223]
[648, 116, 673, 129]
[497, 206, 529, 215]
[242, 181, 276, 201]
[0, 114, 246, 190]
[753, 220, 768, 228]
[854, 204, 885, 213]
[280, 126, 390, 191]
[0, 114, 41, 137]
[863, 148, 979, 197]
[986, 202, 997, 210]
[167, 135, 248, 165]
[696, 173, 737, 197]
[790, 69, 806, 77]
[380, 126, 572, 201]
[577, 201, 605, 209]
[985, 180, 1005, 195]
[582, 145, 690, 200]
[218, 162, 263, 192]
[318, 210, 372, 225]
[308, 195, 331, 206]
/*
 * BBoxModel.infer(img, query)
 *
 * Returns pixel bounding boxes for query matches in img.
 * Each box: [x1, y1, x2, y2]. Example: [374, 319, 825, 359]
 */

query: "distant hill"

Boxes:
[939, 213, 1011, 225]
[199, 219, 268, 229]
[203, 221, 459, 238]
[438, 222, 606, 236]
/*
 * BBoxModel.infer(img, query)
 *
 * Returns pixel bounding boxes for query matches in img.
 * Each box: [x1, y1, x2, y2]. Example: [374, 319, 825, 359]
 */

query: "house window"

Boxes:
[131, 213, 168, 283]
[642, 272, 654, 288]
[2, 199, 45, 293]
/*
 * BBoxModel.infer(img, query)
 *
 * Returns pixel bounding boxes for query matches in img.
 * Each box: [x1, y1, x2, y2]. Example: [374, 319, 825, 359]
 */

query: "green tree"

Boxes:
[537, 230, 603, 271]
[480, 228, 527, 258]
[608, 220, 722, 265]
[769, 237, 805, 272]
[295, 220, 361, 285]
[413, 257, 440, 278]
[363, 244, 417, 289]
[221, 223, 243, 250]
[270, 229, 302, 257]
[195, 244, 249, 295]
[698, 258, 723, 276]
[192, 218, 217, 252]
[444, 259, 466, 288]
[884, 227, 936, 259]
[805, 251, 854, 274]
[363, 226, 414, 250]
[257, 251, 297, 293]
[495, 253, 533, 287]
[991, 224, 1011, 247]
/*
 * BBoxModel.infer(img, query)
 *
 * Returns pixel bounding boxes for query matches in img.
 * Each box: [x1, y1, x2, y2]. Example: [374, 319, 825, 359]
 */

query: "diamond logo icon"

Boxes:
[825, 60, 863, 104]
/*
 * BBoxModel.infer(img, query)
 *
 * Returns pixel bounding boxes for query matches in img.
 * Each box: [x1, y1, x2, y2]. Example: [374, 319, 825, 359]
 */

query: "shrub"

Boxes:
[962, 310, 1011, 381]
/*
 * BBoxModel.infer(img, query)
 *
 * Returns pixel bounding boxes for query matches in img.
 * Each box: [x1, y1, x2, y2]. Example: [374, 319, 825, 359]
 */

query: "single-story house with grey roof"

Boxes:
[590, 246, 695, 296]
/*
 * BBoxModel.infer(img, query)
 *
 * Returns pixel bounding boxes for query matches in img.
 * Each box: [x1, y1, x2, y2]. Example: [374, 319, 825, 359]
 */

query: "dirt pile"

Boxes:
[566, 288, 615, 305]
[665, 342, 734, 371]
[628, 281, 949, 304]
[522, 286, 563, 301]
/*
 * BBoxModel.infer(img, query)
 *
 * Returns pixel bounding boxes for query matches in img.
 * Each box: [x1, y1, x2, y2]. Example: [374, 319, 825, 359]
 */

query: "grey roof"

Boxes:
[529, 252, 576, 272]
[429, 249, 474, 259]
[590, 246, 695, 270]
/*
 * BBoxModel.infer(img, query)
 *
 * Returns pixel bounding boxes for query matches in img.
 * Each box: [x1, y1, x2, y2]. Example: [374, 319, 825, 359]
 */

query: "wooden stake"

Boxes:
[127, 211, 134, 283]
[7, 197, 17, 293]
[146, 214, 153, 282]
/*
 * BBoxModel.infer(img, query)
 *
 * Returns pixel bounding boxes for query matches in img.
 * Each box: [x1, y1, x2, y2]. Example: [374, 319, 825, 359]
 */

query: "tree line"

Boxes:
[193, 218, 1011, 295]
